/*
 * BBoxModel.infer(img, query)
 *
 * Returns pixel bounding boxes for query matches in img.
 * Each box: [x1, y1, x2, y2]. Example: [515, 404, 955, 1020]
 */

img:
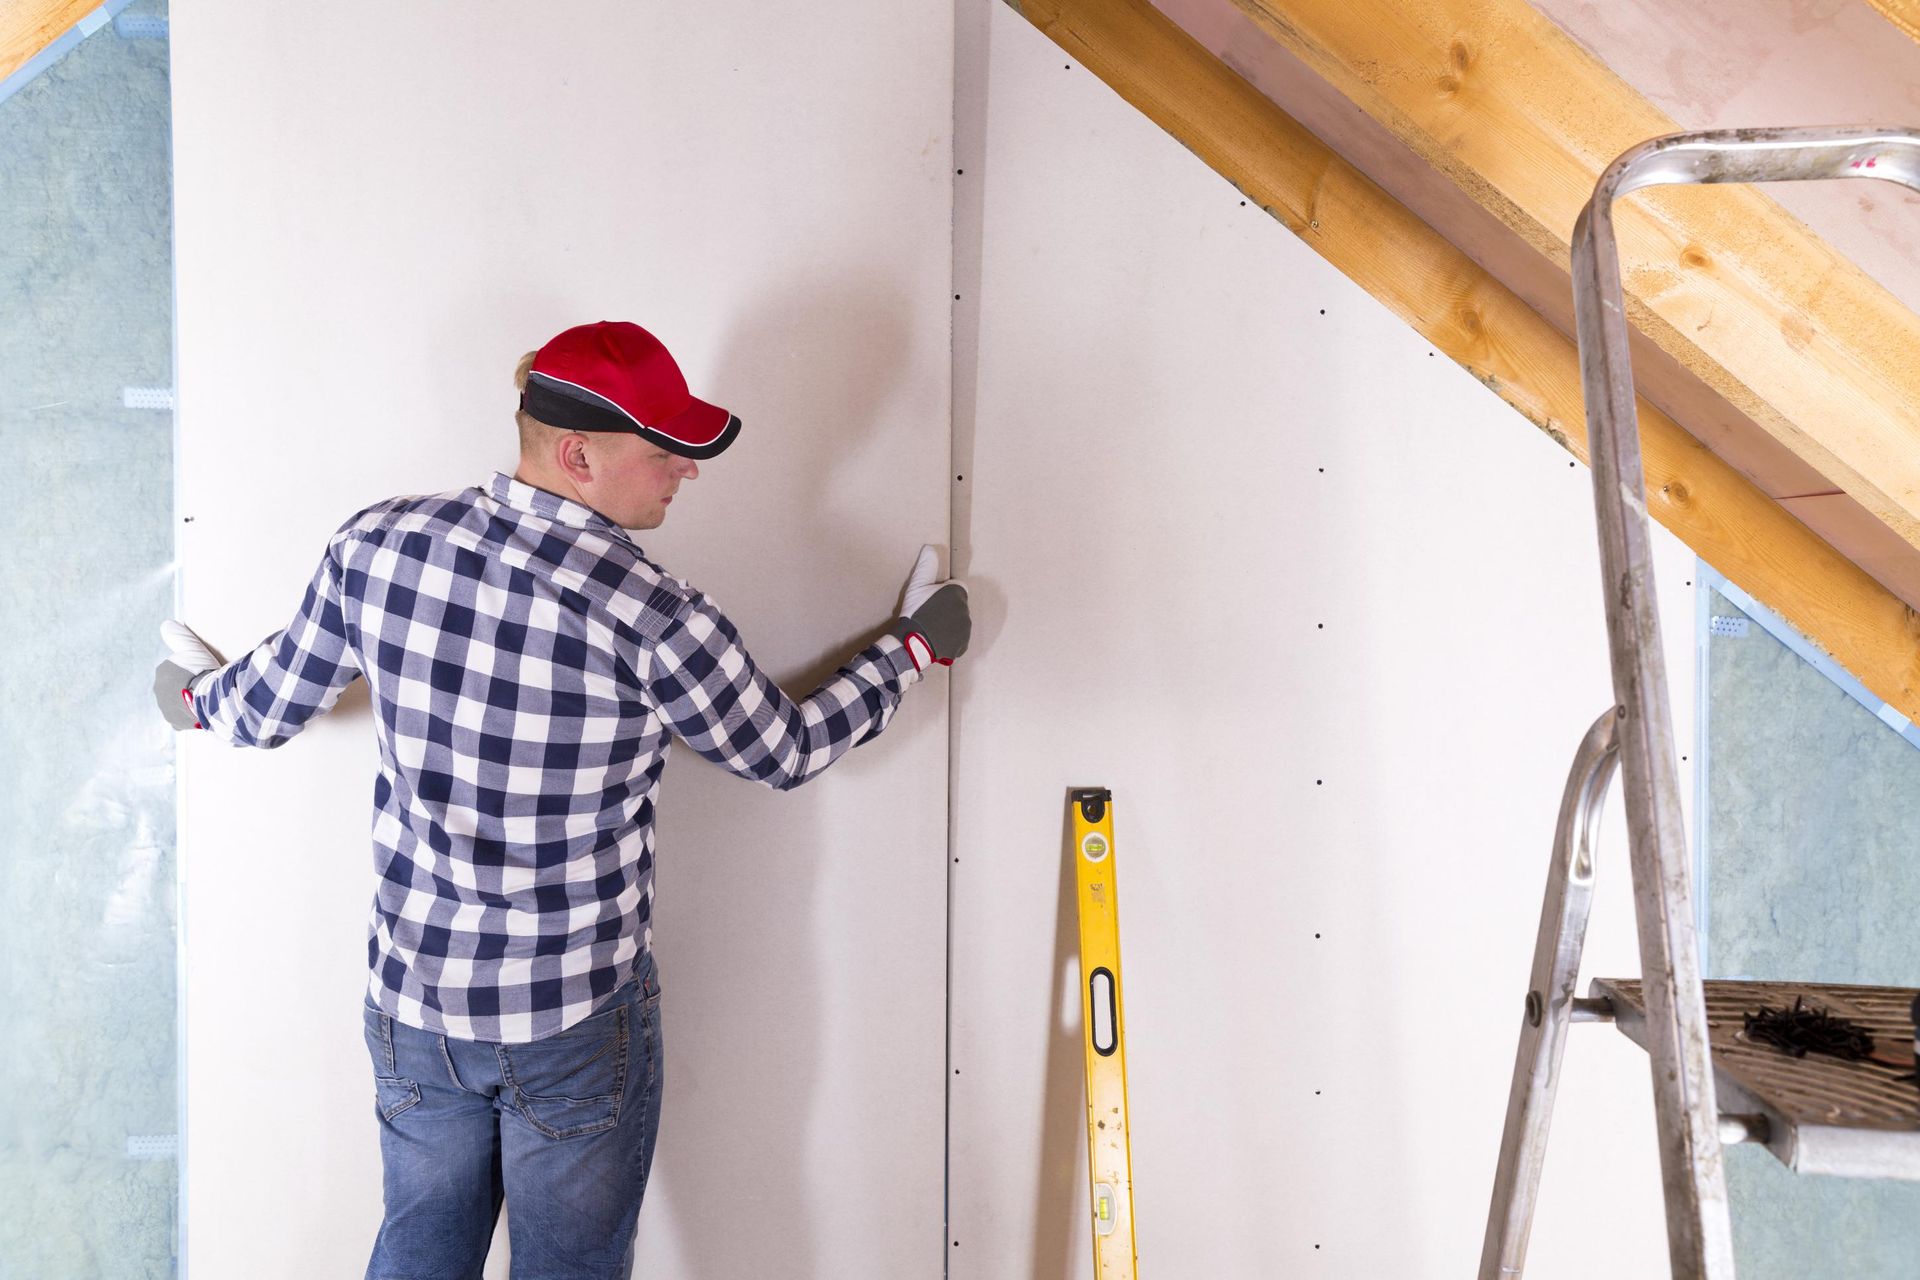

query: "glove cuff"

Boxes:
[889, 618, 939, 673]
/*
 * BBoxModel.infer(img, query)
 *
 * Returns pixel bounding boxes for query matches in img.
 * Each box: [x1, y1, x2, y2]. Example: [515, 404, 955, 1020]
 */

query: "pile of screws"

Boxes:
[1742, 997, 1875, 1062]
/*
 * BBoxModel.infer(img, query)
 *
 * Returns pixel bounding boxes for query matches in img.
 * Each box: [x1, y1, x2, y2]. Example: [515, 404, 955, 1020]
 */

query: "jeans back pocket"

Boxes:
[372, 1075, 422, 1122]
[496, 998, 630, 1140]
[362, 1007, 423, 1122]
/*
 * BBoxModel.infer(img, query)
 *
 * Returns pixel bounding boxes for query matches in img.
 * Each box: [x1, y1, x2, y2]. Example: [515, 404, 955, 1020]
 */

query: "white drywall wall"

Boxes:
[945, 5, 1695, 1276]
[169, 3, 952, 1276]
[168, 2, 1714, 1274]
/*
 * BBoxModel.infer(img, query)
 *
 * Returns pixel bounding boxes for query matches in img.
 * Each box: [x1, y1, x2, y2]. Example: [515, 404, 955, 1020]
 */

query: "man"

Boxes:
[153, 320, 969, 1279]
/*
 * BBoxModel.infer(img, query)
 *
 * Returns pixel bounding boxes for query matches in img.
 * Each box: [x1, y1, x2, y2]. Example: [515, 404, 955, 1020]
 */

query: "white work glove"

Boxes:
[153, 620, 226, 732]
[889, 544, 970, 672]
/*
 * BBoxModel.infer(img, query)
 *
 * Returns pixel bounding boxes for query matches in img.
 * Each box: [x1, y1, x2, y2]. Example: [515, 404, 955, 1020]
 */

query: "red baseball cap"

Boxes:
[520, 321, 740, 459]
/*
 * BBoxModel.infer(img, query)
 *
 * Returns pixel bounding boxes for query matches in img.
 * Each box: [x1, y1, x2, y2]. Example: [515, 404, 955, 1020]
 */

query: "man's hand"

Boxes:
[153, 620, 226, 731]
[890, 545, 970, 672]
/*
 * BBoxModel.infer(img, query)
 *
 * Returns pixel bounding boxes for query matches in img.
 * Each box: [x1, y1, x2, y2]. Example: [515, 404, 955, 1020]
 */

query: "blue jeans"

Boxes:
[361, 955, 663, 1280]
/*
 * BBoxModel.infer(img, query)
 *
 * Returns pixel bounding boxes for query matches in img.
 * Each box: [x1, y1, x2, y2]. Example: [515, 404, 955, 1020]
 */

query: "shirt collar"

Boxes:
[486, 472, 636, 545]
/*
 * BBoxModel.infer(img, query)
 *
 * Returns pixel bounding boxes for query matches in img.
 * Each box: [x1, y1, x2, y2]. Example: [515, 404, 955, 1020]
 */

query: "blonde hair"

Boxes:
[514, 350, 562, 455]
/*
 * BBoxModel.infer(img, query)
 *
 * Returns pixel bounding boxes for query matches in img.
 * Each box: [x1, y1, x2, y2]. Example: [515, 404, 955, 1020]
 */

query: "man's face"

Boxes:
[578, 433, 700, 531]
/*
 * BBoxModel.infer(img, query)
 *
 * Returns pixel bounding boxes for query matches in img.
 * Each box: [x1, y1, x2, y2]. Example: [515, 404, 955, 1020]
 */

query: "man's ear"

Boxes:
[556, 432, 593, 484]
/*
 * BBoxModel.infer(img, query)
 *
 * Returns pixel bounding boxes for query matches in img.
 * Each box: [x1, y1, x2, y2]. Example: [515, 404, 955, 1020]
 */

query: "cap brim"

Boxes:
[642, 396, 740, 460]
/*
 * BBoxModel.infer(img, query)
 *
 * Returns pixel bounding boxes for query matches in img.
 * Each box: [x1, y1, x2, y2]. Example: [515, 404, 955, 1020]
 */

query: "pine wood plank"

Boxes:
[1217, 0, 1920, 558]
[0, 0, 98, 86]
[1006, 0, 1920, 718]
[1862, 0, 1920, 45]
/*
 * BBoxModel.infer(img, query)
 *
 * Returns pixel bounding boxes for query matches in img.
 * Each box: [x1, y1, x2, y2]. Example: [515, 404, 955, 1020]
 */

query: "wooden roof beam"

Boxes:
[1150, 0, 1920, 611]
[1, 1, 100, 85]
[1166, 0, 1920, 576]
[1004, 0, 1920, 721]
[1864, 1, 1920, 46]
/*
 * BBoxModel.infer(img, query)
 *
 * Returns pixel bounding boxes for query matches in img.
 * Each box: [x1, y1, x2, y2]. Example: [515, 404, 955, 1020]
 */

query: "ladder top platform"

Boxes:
[1592, 978, 1920, 1180]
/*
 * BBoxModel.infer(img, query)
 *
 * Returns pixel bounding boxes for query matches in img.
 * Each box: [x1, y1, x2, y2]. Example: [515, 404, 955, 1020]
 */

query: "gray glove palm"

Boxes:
[153, 620, 224, 732]
[890, 545, 970, 671]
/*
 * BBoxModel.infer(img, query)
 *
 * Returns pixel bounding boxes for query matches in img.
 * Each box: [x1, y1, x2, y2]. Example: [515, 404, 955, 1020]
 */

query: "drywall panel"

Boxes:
[948, 5, 1698, 1276]
[169, 3, 952, 1276]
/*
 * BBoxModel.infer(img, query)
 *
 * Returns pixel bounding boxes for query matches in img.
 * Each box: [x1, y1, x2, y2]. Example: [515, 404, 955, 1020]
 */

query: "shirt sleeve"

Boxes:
[645, 591, 922, 791]
[191, 535, 363, 749]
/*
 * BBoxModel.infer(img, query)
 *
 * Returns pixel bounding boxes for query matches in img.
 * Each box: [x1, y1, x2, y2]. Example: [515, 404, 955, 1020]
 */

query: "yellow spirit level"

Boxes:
[1070, 788, 1138, 1278]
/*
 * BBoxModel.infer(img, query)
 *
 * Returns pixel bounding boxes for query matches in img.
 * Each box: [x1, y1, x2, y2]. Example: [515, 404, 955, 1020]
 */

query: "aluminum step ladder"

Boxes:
[1478, 126, 1920, 1280]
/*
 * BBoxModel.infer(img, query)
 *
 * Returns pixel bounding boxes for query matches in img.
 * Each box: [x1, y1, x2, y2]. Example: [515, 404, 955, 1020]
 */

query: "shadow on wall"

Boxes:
[704, 273, 918, 656]
[401, 272, 951, 1275]
[646, 759, 828, 1278]
[697, 270, 1013, 684]
[1030, 798, 1099, 1278]
[637, 274, 942, 1277]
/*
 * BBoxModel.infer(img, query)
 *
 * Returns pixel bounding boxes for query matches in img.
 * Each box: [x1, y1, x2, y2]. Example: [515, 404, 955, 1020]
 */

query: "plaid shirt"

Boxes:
[192, 472, 921, 1042]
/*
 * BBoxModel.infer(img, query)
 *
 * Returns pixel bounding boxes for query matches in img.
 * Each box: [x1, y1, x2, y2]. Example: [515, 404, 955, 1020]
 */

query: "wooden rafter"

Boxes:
[1210, 0, 1920, 560]
[1863, 0, 1920, 45]
[1004, 0, 1920, 721]
[0, 0, 97, 86]
[1150, 0, 1920, 613]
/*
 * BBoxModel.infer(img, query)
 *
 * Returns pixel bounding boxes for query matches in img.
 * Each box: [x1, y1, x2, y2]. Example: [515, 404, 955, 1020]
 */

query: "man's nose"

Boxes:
[678, 459, 700, 481]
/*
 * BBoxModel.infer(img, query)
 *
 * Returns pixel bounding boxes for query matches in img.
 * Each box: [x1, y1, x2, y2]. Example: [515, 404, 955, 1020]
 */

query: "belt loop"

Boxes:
[438, 1035, 467, 1091]
[379, 1012, 397, 1077]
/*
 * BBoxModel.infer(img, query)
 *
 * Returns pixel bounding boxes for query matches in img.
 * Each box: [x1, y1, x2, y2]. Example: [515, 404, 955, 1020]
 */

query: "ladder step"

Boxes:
[1591, 978, 1920, 1180]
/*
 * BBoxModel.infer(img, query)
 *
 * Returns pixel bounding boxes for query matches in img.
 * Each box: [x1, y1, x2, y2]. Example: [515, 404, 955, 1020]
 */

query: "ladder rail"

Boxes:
[1478, 709, 1620, 1280]
[1569, 124, 1920, 1280]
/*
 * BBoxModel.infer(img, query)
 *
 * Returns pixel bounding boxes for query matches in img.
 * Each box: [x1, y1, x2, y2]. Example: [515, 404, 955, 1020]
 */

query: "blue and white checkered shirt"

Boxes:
[192, 472, 921, 1043]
